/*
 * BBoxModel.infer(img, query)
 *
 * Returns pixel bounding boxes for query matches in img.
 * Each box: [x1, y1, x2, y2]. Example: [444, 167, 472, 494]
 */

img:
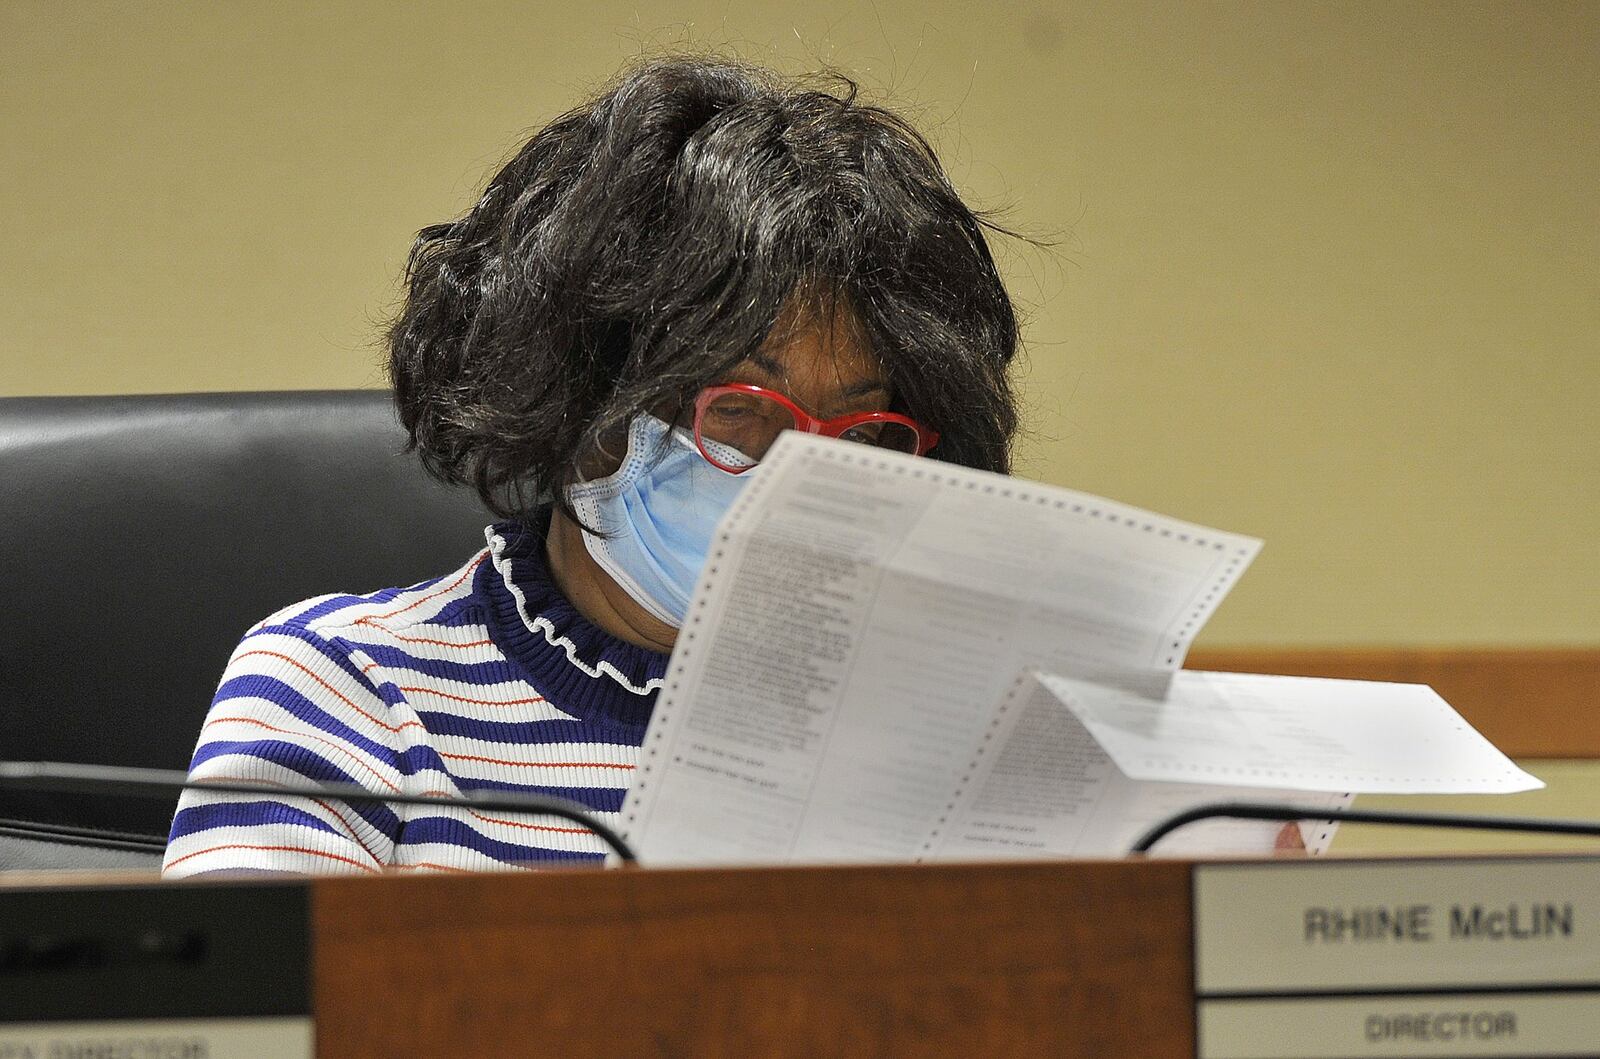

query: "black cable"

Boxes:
[0, 817, 168, 853]
[0, 760, 637, 864]
[1129, 801, 1600, 856]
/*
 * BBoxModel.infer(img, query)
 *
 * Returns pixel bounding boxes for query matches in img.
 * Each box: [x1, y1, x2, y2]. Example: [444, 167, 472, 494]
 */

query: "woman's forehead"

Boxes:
[740, 300, 886, 395]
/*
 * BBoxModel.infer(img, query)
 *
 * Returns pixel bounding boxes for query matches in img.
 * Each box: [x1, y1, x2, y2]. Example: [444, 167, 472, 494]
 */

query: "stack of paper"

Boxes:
[620, 434, 1537, 866]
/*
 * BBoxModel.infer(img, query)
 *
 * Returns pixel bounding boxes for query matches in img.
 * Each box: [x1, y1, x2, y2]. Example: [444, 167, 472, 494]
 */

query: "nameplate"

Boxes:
[0, 1017, 313, 1059]
[1193, 858, 1600, 1059]
[1198, 993, 1600, 1058]
[1, 880, 309, 1056]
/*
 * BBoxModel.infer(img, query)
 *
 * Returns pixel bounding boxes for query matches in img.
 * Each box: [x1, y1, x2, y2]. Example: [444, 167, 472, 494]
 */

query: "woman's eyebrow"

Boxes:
[746, 353, 788, 380]
[747, 353, 890, 398]
[842, 378, 891, 398]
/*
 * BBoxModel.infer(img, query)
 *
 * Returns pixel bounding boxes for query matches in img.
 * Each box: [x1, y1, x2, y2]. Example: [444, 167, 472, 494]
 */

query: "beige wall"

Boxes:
[4, 0, 1596, 648]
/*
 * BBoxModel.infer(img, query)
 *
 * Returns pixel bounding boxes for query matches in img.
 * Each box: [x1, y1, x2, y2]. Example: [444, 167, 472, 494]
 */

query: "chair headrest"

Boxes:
[0, 390, 492, 838]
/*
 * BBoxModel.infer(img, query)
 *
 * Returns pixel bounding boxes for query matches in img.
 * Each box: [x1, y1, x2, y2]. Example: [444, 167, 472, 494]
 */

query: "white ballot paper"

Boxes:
[1035, 670, 1542, 795]
[619, 434, 1526, 866]
[923, 671, 1539, 863]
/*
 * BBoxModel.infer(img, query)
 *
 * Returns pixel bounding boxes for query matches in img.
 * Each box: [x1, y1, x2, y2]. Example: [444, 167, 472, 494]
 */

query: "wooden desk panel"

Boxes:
[312, 860, 1194, 1058]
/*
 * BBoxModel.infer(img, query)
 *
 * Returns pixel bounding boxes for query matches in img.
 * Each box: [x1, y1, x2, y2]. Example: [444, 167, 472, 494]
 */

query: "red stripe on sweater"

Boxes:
[180, 772, 386, 865]
[395, 686, 546, 707]
[166, 842, 379, 873]
[233, 648, 412, 734]
[413, 790, 596, 836]
[435, 750, 635, 770]
[200, 715, 404, 793]
[379, 632, 494, 649]
[355, 553, 486, 624]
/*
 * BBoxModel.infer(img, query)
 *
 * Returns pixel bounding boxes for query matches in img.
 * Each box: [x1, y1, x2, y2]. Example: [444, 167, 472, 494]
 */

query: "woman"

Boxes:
[162, 56, 1019, 876]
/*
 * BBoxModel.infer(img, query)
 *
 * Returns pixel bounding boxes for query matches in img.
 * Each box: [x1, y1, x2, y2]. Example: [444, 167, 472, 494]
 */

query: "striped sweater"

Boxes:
[162, 515, 668, 877]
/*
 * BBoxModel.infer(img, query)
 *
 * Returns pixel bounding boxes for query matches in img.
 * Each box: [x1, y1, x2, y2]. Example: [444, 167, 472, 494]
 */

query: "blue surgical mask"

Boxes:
[567, 414, 754, 628]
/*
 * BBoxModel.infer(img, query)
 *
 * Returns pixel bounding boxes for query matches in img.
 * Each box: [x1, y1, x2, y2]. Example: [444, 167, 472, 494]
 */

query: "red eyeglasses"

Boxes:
[692, 384, 939, 474]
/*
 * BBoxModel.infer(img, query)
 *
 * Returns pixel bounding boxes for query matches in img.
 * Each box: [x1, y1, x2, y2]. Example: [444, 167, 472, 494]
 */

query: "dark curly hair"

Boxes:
[389, 56, 1021, 522]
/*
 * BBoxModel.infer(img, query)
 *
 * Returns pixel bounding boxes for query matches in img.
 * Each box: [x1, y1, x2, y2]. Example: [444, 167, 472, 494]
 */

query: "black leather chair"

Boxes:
[0, 391, 490, 869]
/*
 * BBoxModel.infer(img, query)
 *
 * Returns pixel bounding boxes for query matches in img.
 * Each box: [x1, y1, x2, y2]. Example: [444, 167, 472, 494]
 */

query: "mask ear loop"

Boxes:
[568, 412, 753, 629]
[570, 415, 670, 501]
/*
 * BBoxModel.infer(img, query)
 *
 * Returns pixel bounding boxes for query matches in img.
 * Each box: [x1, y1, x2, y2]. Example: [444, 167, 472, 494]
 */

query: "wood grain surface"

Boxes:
[1189, 646, 1600, 758]
[312, 859, 1194, 1058]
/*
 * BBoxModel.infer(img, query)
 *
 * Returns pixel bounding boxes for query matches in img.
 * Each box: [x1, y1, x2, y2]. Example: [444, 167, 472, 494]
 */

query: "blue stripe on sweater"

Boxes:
[413, 711, 643, 746]
[339, 643, 527, 685]
[423, 596, 489, 628]
[202, 680, 625, 796]
[397, 815, 601, 864]
[441, 778, 629, 814]
[241, 623, 388, 696]
[284, 582, 430, 625]
[392, 744, 637, 786]
[212, 673, 398, 765]
[169, 799, 341, 842]
[188, 738, 402, 834]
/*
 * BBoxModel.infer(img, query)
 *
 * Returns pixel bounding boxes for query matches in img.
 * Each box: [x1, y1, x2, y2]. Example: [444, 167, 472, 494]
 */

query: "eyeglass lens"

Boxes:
[699, 390, 919, 466]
